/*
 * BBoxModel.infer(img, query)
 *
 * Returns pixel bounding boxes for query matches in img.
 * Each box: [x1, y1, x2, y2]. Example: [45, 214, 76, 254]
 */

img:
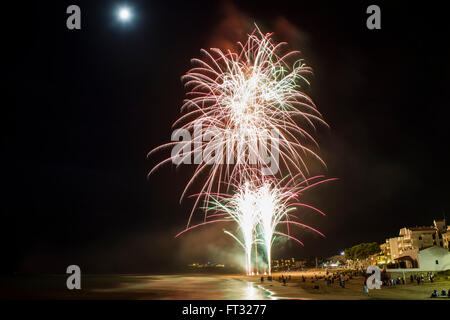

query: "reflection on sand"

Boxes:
[91, 275, 276, 300]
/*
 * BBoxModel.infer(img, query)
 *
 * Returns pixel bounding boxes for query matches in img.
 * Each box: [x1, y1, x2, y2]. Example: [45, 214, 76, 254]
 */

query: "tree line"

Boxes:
[344, 242, 380, 260]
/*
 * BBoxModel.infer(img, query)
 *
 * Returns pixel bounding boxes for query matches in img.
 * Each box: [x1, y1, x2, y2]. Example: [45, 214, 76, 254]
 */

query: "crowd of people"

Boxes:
[323, 270, 358, 288]
[408, 272, 436, 285]
[260, 274, 292, 286]
[257, 269, 450, 298]
[430, 289, 450, 298]
[260, 270, 361, 289]
[383, 276, 404, 286]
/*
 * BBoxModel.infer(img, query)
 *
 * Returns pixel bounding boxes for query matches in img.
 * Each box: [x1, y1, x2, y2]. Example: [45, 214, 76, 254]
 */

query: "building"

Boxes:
[379, 242, 392, 264]
[443, 226, 450, 249]
[383, 219, 450, 271]
[272, 258, 298, 270]
[417, 246, 450, 271]
[383, 219, 448, 259]
[187, 262, 225, 268]
[387, 246, 450, 272]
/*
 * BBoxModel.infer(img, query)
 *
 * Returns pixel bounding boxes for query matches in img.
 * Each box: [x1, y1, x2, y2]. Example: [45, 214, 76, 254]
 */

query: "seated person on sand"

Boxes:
[430, 290, 438, 298]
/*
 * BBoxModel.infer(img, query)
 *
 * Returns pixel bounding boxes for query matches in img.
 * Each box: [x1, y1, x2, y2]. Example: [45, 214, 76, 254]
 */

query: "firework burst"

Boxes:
[148, 26, 335, 275]
[148, 26, 328, 226]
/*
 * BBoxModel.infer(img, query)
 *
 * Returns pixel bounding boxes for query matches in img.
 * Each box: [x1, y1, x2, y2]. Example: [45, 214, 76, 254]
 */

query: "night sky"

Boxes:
[2, 1, 449, 274]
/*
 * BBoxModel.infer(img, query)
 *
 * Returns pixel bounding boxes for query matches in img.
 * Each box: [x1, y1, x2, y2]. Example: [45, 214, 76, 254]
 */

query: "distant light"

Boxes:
[118, 7, 131, 21]
[340, 251, 345, 256]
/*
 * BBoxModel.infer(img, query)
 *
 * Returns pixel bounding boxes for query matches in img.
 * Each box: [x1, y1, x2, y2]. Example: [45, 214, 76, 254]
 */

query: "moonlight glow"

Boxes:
[117, 7, 131, 22]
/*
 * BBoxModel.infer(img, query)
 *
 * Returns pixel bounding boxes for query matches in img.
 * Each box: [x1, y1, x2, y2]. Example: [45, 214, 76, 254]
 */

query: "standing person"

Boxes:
[410, 274, 414, 283]
[363, 283, 369, 296]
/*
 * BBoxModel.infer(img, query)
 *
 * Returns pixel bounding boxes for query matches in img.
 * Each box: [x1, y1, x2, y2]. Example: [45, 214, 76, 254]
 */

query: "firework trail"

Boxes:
[148, 26, 328, 226]
[177, 172, 337, 275]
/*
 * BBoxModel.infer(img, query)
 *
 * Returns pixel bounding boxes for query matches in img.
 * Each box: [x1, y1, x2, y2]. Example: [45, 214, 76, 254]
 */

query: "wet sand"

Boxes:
[0, 274, 271, 300]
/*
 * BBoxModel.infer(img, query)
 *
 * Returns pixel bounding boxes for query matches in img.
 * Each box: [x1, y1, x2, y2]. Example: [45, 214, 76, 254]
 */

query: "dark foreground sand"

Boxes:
[241, 270, 450, 300]
[1, 272, 449, 299]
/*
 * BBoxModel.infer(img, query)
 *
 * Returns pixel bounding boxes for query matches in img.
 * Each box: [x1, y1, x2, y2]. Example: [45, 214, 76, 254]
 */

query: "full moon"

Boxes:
[117, 7, 131, 22]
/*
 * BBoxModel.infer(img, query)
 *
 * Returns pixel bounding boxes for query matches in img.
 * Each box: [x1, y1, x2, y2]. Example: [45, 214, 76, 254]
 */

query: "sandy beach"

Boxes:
[2, 272, 450, 300]
[241, 270, 450, 300]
